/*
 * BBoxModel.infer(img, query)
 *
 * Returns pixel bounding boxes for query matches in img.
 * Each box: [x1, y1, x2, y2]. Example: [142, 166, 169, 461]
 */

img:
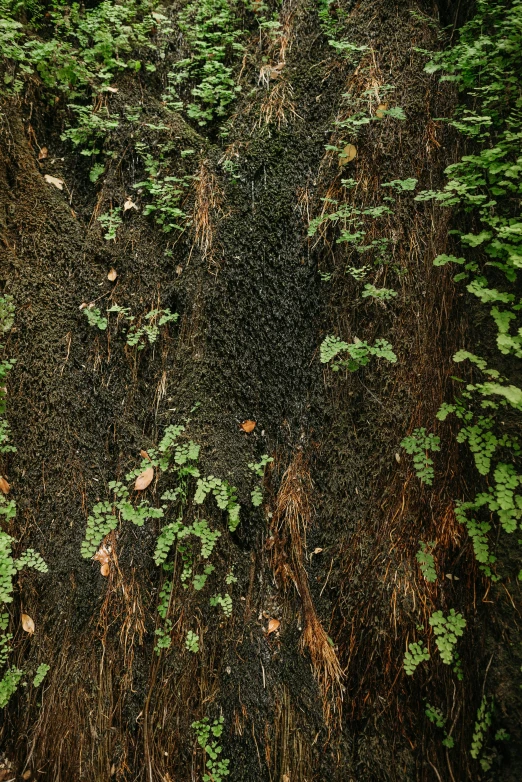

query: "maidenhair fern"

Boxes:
[416, 541, 437, 582]
[429, 609, 466, 665]
[400, 428, 440, 486]
[82, 423, 241, 654]
[403, 640, 430, 676]
[418, 0, 522, 584]
[320, 334, 397, 372]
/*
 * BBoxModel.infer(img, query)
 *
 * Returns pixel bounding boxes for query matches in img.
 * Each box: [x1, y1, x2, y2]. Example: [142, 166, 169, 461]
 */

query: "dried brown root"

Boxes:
[257, 79, 300, 130]
[271, 450, 343, 723]
[193, 161, 223, 270]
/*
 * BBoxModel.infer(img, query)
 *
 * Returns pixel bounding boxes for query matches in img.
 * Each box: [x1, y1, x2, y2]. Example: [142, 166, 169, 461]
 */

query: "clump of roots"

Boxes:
[193, 161, 223, 270]
[271, 450, 343, 723]
[257, 79, 300, 130]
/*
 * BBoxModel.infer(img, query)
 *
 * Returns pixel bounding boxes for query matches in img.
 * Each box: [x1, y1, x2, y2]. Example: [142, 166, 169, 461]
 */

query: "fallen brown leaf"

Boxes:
[100, 563, 110, 577]
[175, 265, 183, 276]
[312, 547, 323, 555]
[267, 618, 280, 635]
[107, 267, 118, 282]
[22, 614, 35, 634]
[123, 198, 137, 212]
[135, 466, 154, 491]
[376, 103, 388, 118]
[22, 770, 32, 780]
[339, 144, 357, 166]
[140, 449, 151, 461]
[240, 420, 256, 433]
[0, 476, 10, 494]
[93, 547, 110, 567]
[38, 147, 48, 161]
[44, 174, 64, 190]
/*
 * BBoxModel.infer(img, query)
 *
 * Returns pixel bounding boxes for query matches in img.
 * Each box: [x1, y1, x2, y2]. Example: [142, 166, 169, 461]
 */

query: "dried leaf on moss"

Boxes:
[44, 174, 64, 190]
[22, 614, 35, 634]
[135, 467, 154, 490]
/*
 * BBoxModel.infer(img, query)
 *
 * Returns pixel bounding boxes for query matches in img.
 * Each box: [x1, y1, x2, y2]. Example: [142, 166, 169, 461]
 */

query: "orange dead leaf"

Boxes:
[23, 771, 32, 780]
[107, 267, 117, 282]
[22, 614, 35, 634]
[44, 174, 64, 190]
[123, 198, 137, 212]
[0, 476, 10, 494]
[93, 547, 110, 567]
[38, 147, 48, 161]
[267, 618, 280, 635]
[94, 547, 110, 576]
[376, 103, 388, 118]
[140, 449, 151, 461]
[135, 466, 154, 491]
[240, 420, 256, 433]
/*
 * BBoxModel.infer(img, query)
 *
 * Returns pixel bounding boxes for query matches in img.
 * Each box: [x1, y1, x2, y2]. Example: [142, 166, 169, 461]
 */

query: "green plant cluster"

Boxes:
[425, 703, 455, 748]
[248, 454, 273, 507]
[400, 427, 441, 486]
[310, 174, 414, 300]
[470, 695, 504, 771]
[361, 283, 397, 301]
[429, 609, 466, 665]
[0, 1, 173, 153]
[185, 629, 200, 653]
[32, 662, 50, 687]
[416, 541, 437, 582]
[416, 1, 522, 578]
[98, 208, 122, 241]
[192, 715, 230, 782]
[1, 0, 169, 93]
[327, 92, 405, 146]
[436, 353, 522, 577]
[0, 664, 22, 709]
[403, 640, 430, 676]
[169, 0, 245, 127]
[0, 295, 48, 708]
[317, 0, 346, 40]
[320, 334, 397, 372]
[84, 303, 179, 350]
[210, 592, 233, 617]
[81, 423, 245, 654]
[194, 475, 240, 532]
[134, 141, 195, 234]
